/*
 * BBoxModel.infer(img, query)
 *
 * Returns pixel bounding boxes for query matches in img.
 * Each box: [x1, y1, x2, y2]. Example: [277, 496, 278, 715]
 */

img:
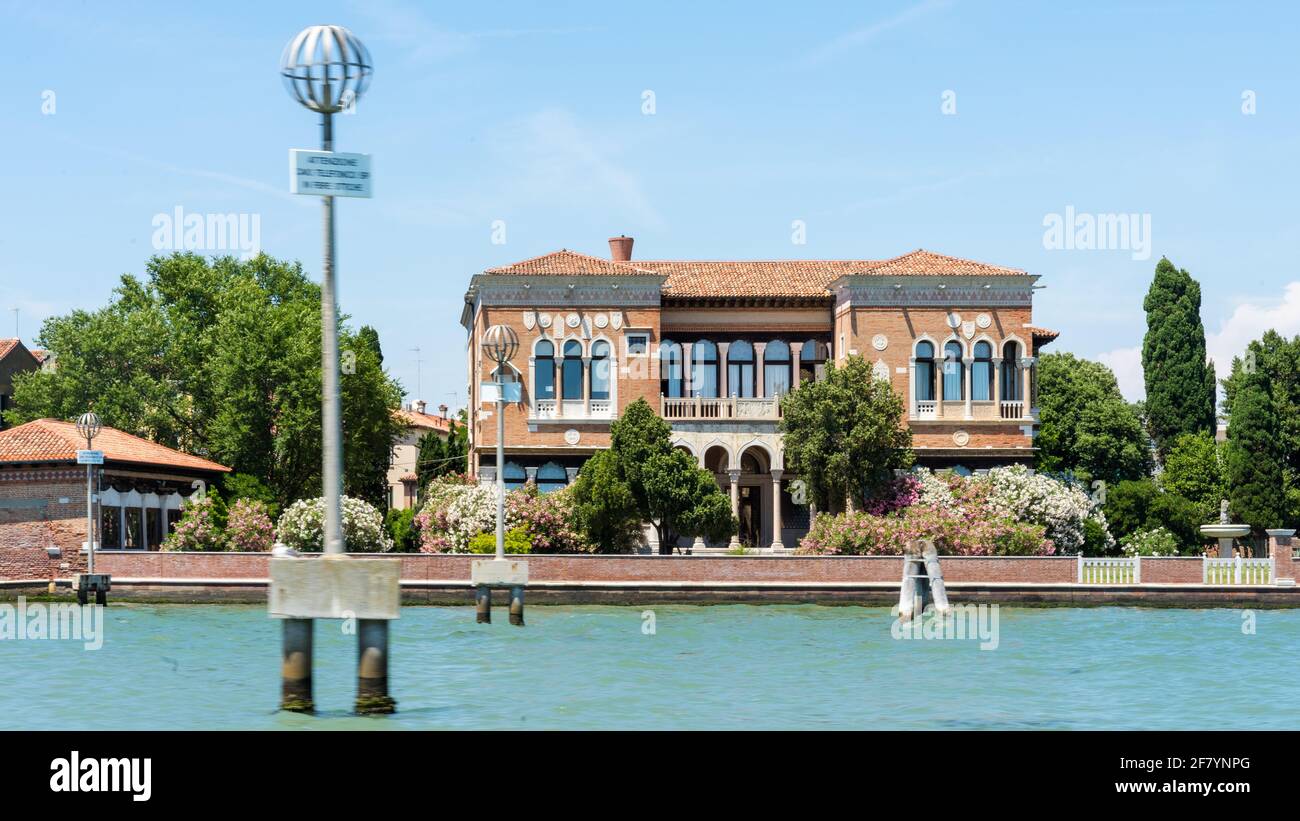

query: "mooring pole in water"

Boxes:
[356, 619, 396, 715]
[475, 585, 492, 623]
[509, 585, 525, 626]
[281, 617, 314, 713]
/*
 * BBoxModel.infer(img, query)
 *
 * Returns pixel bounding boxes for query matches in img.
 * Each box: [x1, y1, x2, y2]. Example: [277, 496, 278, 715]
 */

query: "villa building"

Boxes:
[387, 401, 453, 510]
[461, 236, 1057, 551]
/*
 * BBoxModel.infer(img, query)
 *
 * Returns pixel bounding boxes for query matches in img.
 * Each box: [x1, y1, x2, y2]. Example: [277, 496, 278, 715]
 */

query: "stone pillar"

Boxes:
[717, 341, 730, 398]
[1020, 356, 1033, 418]
[564, 467, 579, 485]
[962, 356, 973, 420]
[754, 342, 767, 398]
[790, 341, 803, 390]
[682, 341, 693, 397]
[524, 466, 538, 486]
[770, 469, 785, 551]
[1267, 529, 1295, 581]
[728, 469, 741, 549]
[280, 618, 314, 712]
[356, 619, 395, 714]
[582, 355, 592, 417]
[992, 356, 1003, 406]
[907, 356, 917, 418]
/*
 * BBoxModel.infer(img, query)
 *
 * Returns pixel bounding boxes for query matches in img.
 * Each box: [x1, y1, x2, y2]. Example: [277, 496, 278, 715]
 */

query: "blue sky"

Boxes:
[4, 0, 1300, 407]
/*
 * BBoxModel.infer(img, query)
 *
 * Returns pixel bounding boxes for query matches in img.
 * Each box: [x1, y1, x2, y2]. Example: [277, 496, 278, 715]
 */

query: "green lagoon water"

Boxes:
[1, 603, 1296, 730]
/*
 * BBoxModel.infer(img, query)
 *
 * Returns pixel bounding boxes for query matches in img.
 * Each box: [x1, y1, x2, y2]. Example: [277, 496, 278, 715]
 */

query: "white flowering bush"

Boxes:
[1121, 526, 1180, 557]
[275, 496, 394, 552]
[414, 475, 505, 553]
[910, 465, 1112, 554]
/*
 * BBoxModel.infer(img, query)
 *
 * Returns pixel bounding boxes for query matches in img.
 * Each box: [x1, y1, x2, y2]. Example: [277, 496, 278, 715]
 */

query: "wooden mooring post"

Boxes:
[898, 539, 951, 620]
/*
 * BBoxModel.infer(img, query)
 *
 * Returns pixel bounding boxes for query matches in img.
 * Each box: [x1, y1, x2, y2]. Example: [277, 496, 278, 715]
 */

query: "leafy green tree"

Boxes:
[571, 399, 736, 553]
[1033, 352, 1152, 483]
[4, 252, 403, 509]
[416, 415, 469, 495]
[569, 449, 643, 552]
[1222, 330, 1300, 524]
[1159, 432, 1225, 521]
[1141, 257, 1216, 455]
[1102, 478, 1202, 553]
[779, 355, 913, 512]
[1224, 372, 1286, 532]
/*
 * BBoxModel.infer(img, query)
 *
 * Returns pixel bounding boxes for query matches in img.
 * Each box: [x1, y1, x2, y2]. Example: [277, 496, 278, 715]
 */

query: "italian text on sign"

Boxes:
[289, 149, 373, 198]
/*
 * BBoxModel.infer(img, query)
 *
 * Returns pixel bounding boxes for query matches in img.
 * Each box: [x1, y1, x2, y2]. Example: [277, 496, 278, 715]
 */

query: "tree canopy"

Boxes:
[4, 252, 403, 510]
[1223, 371, 1287, 532]
[1141, 257, 1216, 455]
[779, 354, 913, 512]
[1036, 352, 1152, 484]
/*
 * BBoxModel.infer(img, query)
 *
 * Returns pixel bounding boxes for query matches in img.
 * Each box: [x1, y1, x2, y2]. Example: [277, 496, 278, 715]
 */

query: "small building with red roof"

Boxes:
[0, 419, 230, 571]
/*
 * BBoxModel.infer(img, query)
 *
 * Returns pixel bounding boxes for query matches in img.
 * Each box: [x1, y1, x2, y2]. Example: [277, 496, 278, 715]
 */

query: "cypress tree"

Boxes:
[1224, 373, 1285, 531]
[1141, 257, 1216, 456]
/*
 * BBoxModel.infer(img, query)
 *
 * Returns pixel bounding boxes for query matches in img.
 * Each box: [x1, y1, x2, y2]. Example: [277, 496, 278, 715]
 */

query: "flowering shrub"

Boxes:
[798, 503, 1051, 556]
[979, 465, 1111, 554]
[413, 475, 500, 553]
[506, 485, 595, 553]
[1121, 526, 1180, 557]
[162, 495, 226, 551]
[225, 499, 275, 551]
[275, 496, 394, 552]
[860, 475, 921, 515]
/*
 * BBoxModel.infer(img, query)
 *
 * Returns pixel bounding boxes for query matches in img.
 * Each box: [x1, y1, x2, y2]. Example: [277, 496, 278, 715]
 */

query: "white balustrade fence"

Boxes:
[1203, 555, 1273, 585]
[1077, 555, 1140, 584]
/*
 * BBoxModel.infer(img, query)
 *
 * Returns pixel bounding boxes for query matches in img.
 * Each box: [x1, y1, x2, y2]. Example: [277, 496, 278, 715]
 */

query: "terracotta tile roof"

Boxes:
[485, 249, 659, 277]
[29, 349, 49, 364]
[0, 339, 21, 359]
[480, 248, 1029, 299]
[860, 249, 1028, 277]
[1025, 325, 1061, 345]
[393, 408, 452, 432]
[0, 419, 230, 473]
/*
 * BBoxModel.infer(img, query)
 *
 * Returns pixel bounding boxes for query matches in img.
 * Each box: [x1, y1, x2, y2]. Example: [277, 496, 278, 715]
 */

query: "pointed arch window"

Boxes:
[562, 340, 584, 400]
[915, 341, 936, 402]
[535, 340, 556, 400]
[972, 341, 993, 401]
[537, 461, 568, 494]
[590, 340, 611, 400]
[942, 341, 964, 400]
[1001, 341, 1021, 401]
[503, 462, 527, 491]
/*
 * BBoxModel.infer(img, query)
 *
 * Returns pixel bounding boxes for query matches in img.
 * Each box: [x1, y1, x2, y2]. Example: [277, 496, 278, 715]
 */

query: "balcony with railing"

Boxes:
[910, 400, 1031, 423]
[661, 395, 782, 421]
[530, 398, 615, 422]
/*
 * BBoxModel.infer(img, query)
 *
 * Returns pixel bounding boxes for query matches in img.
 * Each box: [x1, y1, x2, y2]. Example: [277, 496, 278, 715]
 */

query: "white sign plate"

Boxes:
[289, 149, 373, 197]
[76, 450, 104, 465]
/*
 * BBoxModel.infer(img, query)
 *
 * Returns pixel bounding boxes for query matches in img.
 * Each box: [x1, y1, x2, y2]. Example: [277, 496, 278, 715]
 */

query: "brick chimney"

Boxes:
[415, 399, 427, 415]
[438, 403, 448, 419]
[608, 235, 634, 261]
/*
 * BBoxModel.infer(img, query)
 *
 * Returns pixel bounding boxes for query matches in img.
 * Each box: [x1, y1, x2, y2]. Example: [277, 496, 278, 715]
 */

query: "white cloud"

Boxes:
[1097, 345, 1145, 402]
[801, 0, 954, 67]
[1093, 280, 1300, 403]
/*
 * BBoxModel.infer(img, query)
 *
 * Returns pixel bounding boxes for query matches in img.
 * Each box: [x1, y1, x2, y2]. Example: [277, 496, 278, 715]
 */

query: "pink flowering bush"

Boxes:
[860, 475, 921, 515]
[507, 484, 595, 554]
[225, 499, 275, 551]
[162, 495, 226, 551]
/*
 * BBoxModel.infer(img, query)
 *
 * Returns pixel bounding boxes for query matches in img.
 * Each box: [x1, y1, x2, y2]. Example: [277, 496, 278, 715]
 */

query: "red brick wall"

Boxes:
[1139, 557, 1205, 584]
[0, 470, 89, 556]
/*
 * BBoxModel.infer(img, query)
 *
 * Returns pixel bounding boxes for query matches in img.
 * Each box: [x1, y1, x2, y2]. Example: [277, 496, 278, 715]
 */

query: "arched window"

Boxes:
[537, 462, 568, 494]
[534, 340, 555, 400]
[800, 339, 828, 384]
[727, 340, 755, 397]
[590, 340, 611, 400]
[764, 340, 791, 396]
[1001, 341, 1021, 401]
[942, 341, 964, 400]
[660, 340, 683, 398]
[915, 341, 935, 402]
[562, 340, 584, 400]
[692, 340, 718, 398]
[503, 462, 527, 491]
[972, 341, 993, 401]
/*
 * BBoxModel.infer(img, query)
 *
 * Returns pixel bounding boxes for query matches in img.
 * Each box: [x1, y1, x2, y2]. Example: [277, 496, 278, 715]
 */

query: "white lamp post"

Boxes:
[481, 325, 520, 561]
[280, 25, 372, 555]
[75, 410, 101, 572]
